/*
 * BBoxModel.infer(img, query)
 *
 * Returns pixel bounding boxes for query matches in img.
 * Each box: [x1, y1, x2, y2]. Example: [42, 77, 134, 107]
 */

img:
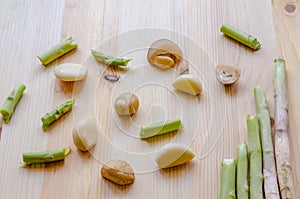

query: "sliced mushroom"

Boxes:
[215, 64, 241, 85]
[147, 39, 182, 69]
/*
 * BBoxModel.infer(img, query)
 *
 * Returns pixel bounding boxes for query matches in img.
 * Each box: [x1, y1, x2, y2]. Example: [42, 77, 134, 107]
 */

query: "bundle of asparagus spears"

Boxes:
[220, 59, 295, 199]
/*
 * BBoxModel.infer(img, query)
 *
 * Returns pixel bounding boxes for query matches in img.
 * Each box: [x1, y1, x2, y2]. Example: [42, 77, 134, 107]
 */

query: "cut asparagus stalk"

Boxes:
[254, 86, 280, 198]
[0, 83, 26, 123]
[220, 159, 236, 199]
[274, 58, 295, 198]
[37, 37, 78, 65]
[139, 119, 182, 139]
[220, 23, 262, 50]
[247, 115, 263, 199]
[91, 49, 131, 67]
[41, 99, 75, 131]
[22, 147, 71, 165]
[236, 142, 249, 199]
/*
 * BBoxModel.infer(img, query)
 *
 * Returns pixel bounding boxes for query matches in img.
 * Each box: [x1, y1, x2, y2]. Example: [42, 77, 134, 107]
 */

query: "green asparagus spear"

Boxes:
[37, 37, 78, 65]
[91, 49, 131, 67]
[254, 86, 280, 198]
[41, 99, 75, 131]
[247, 115, 263, 199]
[220, 159, 237, 199]
[22, 146, 71, 165]
[236, 142, 249, 199]
[274, 58, 296, 198]
[220, 23, 262, 50]
[0, 83, 26, 123]
[139, 119, 182, 139]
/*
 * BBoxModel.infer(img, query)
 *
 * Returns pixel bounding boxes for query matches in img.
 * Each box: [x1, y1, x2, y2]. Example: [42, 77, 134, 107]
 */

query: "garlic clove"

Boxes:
[155, 143, 195, 168]
[172, 74, 202, 95]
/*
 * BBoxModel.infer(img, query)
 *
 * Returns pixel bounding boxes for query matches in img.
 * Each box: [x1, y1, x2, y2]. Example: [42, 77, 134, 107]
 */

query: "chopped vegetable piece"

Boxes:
[254, 86, 280, 198]
[220, 159, 236, 199]
[41, 99, 75, 131]
[101, 159, 135, 185]
[220, 23, 262, 50]
[91, 50, 131, 67]
[0, 83, 26, 123]
[22, 146, 71, 165]
[236, 142, 249, 199]
[155, 143, 194, 168]
[147, 38, 182, 69]
[72, 117, 98, 151]
[274, 58, 296, 198]
[114, 92, 139, 116]
[215, 64, 241, 85]
[53, 63, 88, 82]
[172, 74, 202, 95]
[247, 115, 263, 199]
[139, 119, 182, 139]
[37, 37, 78, 65]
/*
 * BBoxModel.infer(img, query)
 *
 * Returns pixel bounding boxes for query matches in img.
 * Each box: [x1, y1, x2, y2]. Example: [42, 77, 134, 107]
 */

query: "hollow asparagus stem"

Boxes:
[236, 142, 249, 199]
[22, 146, 71, 165]
[41, 99, 75, 131]
[37, 37, 78, 65]
[0, 83, 26, 123]
[139, 119, 182, 139]
[220, 159, 236, 199]
[91, 50, 131, 67]
[220, 23, 262, 50]
[274, 58, 296, 198]
[247, 115, 263, 199]
[254, 86, 281, 198]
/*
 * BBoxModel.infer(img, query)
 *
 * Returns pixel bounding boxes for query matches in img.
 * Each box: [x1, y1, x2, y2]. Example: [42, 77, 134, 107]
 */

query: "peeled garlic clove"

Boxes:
[54, 63, 88, 82]
[172, 74, 202, 95]
[101, 160, 135, 185]
[155, 143, 195, 168]
[72, 117, 98, 151]
[114, 92, 139, 116]
[215, 64, 241, 85]
[147, 39, 182, 69]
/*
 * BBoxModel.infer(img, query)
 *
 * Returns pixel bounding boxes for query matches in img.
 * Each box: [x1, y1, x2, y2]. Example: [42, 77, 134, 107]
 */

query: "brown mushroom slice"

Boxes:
[147, 39, 183, 69]
[215, 64, 241, 85]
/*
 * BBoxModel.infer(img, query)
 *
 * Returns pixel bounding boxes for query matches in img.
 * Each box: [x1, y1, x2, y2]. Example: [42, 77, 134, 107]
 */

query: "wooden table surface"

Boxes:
[1, 0, 300, 198]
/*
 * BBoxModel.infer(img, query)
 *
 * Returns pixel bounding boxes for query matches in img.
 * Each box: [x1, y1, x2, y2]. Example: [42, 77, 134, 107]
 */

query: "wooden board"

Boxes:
[0, 0, 299, 198]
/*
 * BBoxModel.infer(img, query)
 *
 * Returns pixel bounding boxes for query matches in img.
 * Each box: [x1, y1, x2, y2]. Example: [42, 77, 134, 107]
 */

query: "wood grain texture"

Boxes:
[0, 0, 299, 198]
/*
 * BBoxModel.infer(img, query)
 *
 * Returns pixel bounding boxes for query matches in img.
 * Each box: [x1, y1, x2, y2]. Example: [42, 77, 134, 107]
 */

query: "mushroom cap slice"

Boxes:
[147, 39, 183, 69]
[215, 64, 241, 85]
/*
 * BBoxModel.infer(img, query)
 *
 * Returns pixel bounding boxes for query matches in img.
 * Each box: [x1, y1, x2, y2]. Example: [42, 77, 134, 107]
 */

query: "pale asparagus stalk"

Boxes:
[247, 115, 263, 199]
[236, 142, 249, 198]
[274, 58, 295, 198]
[220, 159, 236, 199]
[254, 87, 280, 198]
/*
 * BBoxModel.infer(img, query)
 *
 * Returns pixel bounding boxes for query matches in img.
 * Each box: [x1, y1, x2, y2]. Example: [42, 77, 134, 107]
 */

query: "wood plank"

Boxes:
[0, 0, 299, 198]
[272, 0, 300, 196]
[0, 0, 65, 198]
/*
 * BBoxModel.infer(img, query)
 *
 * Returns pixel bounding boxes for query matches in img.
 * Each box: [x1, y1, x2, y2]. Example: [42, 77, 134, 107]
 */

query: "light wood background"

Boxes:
[0, 0, 299, 198]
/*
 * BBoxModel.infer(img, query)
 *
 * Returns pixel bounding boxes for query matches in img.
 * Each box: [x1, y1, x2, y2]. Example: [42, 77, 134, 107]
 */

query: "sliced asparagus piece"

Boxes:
[247, 115, 263, 199]
[220, 159, 236, 199]
[22, 147, 71, 165]
[254, 87, 280, 198]
[0, 83, 26, 123]
[41, 99, 75, 131]
[91, 50, 131, 67]
[139, 119, 182, 139]
[220, 23, 262, 50]
[37, 37, 78, 65]
[236, 142, 249, 199]
[274, 58, 295, 198]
